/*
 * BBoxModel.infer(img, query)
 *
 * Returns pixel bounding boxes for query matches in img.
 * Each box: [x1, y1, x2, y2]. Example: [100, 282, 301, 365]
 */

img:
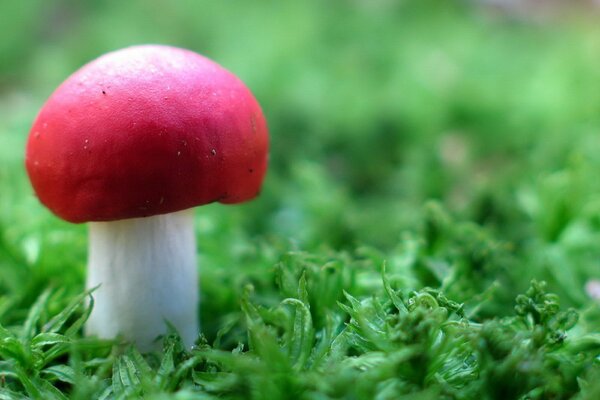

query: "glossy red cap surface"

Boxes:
[26, 45, 269, 223]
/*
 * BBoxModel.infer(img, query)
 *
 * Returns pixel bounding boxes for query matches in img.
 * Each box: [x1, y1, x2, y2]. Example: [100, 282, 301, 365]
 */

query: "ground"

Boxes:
[2, 1, 600, 399]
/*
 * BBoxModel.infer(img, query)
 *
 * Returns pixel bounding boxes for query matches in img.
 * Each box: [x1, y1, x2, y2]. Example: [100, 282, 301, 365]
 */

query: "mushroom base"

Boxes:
[86, 209, 198, 351]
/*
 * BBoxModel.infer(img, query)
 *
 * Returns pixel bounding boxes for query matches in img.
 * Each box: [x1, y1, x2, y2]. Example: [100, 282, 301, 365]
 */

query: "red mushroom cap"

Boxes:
[25, 45, 269, 223]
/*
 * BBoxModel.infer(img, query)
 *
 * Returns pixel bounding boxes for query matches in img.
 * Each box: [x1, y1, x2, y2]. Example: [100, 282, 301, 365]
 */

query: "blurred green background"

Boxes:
[2, 0, 600, 322]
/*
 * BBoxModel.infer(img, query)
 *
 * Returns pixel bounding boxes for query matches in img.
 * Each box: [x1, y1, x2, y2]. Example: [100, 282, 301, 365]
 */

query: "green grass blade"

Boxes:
[31, 333, 71, 348]
[41, 365, 76, 384]
[43, 289, 95, 335]
[21, 288, 51, 340]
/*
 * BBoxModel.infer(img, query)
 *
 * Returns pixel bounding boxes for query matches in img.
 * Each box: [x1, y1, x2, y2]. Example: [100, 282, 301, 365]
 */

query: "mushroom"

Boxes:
[25, 45, 269, 351]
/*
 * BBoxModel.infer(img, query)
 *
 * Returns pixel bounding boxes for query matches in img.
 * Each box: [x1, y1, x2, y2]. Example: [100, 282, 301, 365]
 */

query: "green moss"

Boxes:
[3, 1, 600, 398]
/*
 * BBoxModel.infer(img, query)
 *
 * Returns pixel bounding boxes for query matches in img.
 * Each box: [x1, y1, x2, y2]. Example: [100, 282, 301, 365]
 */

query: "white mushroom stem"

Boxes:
[85, 209, 199, 351]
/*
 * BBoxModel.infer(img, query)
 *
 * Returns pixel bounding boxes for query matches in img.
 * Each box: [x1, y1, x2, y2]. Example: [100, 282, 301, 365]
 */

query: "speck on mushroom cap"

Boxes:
[26, 45, 269, 223]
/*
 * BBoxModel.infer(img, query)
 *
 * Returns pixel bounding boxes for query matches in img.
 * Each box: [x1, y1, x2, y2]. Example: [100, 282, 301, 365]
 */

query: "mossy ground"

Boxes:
[2, 1, 600, 399]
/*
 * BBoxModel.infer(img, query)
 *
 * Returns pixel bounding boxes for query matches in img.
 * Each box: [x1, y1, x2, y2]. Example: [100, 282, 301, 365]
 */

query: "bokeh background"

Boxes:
[2, 0, 600, 329]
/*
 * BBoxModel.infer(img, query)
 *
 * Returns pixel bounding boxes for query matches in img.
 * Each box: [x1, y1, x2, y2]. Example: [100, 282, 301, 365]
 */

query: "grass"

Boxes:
[3, 0, 600, 398]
